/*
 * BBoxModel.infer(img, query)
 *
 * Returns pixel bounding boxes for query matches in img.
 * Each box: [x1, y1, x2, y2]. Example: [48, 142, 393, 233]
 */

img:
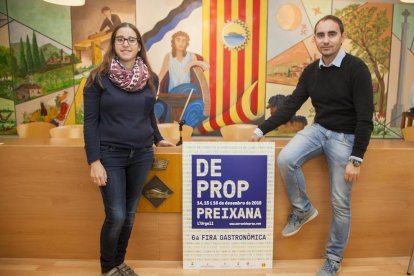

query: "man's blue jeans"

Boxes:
[99, 145, 154, 273]
[277, 123, 354, 262]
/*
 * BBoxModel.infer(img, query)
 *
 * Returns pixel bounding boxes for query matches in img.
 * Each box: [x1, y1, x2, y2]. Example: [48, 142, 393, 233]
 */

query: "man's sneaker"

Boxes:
[117, 263, 138, 276]
[316, 258, 341, 276]
[102, 267, 123, 276]
[281, 208, 318, 237]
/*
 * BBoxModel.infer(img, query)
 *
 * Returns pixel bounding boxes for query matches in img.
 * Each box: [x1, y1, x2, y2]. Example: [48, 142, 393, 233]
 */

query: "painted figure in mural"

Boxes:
[155, 30, 210, 129]
[83, 22, 175, 276]
[99, 6, 122, 33]
[251, 15, 373, 276]
[266, 94, 307, 133]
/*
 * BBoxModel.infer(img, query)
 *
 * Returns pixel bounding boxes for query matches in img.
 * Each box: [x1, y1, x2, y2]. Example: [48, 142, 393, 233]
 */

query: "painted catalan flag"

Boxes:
[199, 0, 267, 133]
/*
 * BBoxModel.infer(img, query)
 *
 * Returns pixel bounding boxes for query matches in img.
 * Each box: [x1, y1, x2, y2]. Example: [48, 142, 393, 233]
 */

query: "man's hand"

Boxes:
[344, 162, 360, 182]
[249, 134, 261, 142]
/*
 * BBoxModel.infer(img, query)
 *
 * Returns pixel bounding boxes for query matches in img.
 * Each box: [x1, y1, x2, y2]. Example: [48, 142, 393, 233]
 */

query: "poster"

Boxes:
[183, 142, 275, 269]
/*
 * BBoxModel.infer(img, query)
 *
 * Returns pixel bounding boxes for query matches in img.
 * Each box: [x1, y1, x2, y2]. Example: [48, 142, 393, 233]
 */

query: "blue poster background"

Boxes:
[192, 155, 267, 229]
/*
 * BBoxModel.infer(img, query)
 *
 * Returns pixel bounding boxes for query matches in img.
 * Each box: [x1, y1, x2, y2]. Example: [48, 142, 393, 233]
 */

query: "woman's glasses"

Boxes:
[115, 36, 139, 45]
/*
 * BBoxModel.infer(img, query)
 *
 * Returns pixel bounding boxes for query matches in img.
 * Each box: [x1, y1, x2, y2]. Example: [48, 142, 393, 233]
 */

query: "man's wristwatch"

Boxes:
[350, 159, 362, 167]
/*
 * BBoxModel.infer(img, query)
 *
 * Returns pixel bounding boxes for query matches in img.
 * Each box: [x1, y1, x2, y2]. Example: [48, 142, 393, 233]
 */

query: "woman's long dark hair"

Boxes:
[85, 22, 157, 96]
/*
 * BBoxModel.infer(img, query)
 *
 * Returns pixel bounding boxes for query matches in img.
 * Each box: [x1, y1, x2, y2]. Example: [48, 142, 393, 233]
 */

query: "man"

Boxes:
[251, 15, 373, 276]
[99, 6, 121, 33]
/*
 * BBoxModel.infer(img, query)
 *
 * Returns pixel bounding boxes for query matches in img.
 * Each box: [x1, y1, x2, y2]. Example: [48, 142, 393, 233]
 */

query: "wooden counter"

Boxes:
[0, 137, 413, 260]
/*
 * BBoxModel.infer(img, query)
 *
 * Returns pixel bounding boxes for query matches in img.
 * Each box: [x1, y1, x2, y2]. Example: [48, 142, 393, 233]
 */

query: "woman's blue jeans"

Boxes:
[99, 146, 154, 273]
[277, 123, 354, 262]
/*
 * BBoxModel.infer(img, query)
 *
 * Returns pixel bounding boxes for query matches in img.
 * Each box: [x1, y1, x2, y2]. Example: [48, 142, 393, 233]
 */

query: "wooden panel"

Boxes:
[0, 146, 101, 259]
[0, 138, 413, 260]
[138, 154, 182, 212]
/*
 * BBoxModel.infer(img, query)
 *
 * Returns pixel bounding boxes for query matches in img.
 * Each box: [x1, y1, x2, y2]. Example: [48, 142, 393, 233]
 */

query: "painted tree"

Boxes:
[10, 48, 18, 76]
[335, 4, 391, 116]
[25, 35, 34, 73]
[32, 31, 41, 71]
[0, 46, 12, 80]
[40, 50, 46, 68]
[18, 37, 27, 76]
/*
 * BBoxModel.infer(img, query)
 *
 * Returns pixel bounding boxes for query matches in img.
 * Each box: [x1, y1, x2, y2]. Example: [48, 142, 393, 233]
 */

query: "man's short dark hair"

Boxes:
[314, 15, 344, 34]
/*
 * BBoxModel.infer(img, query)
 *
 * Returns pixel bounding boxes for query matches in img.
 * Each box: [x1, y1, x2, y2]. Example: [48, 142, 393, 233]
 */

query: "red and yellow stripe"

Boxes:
[200, 0, 267, 133]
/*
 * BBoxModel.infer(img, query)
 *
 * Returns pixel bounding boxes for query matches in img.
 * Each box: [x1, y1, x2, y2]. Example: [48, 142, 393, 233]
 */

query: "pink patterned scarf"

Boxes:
[108, 57, 149, 92]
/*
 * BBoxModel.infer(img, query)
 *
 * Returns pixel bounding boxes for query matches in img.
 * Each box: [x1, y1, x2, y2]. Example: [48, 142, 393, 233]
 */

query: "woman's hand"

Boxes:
[157, 140, 176, 147]
[90, 160, 107, 186]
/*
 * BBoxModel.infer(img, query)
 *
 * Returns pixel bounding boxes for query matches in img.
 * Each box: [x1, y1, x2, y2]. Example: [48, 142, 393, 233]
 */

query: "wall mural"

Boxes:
[140, 0, 208, 134]
[10, 21, 75, 126]
[266, 0, 413, 138]
[140, 0, 267, 135]
[0, 0, 14, 134]
[0, 0, 413, 138]
[0, 0, 76, 133]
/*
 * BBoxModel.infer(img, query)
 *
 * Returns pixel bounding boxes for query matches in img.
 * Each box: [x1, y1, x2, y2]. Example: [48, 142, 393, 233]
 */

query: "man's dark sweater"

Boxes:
[83, 75, 163, 164]
[259, 54, 373, 159]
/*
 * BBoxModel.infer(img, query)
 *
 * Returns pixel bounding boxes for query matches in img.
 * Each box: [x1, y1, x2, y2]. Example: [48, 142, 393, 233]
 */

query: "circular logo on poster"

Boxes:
[222, 19, 249, 51]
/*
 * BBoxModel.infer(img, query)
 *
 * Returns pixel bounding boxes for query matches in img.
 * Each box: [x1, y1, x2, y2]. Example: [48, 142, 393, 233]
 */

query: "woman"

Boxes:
[83, 22, 175, 276]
